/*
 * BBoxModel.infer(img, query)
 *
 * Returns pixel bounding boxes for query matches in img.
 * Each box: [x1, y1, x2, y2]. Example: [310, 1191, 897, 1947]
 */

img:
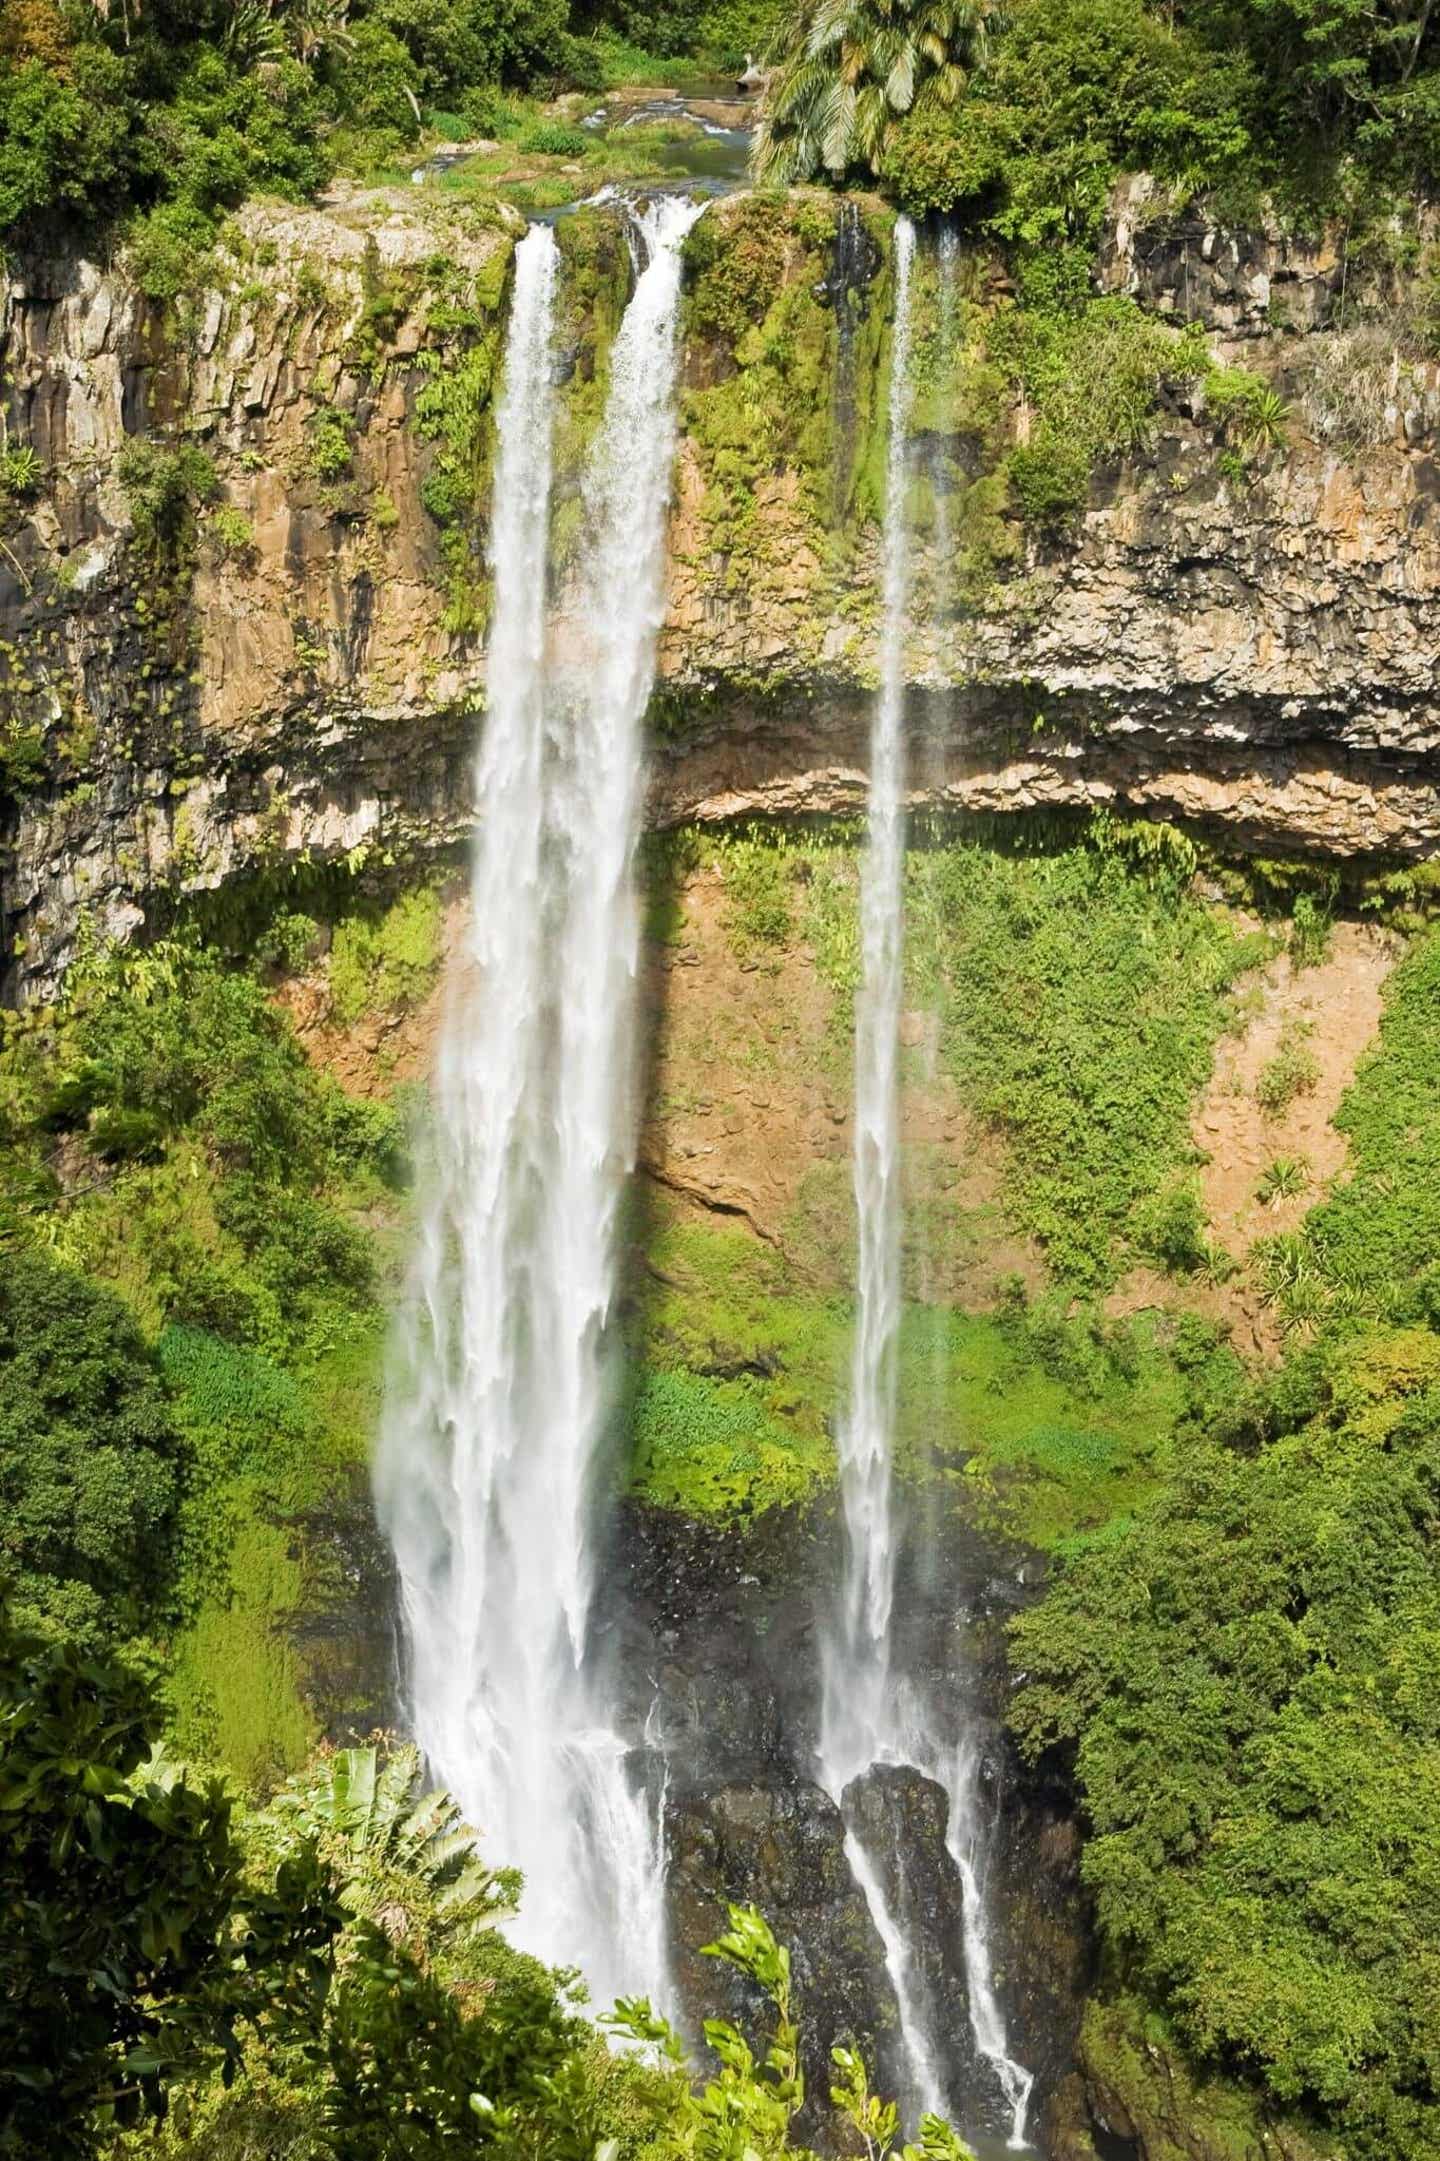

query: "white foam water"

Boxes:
[377, 199, 702, 2014]
[821, 212, 918, 1795]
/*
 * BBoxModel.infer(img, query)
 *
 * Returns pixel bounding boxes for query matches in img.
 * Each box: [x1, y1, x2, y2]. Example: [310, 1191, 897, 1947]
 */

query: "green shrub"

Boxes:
[0, 1252, 183, 1651]
[327, 889, 446, 1025]
[1256, 1154, 1310, 1206]
[0, 1611, 340, 2157]
[206, 505, 255, 557]
[1131, 1180, 1208, 1276]
[517, 119, 590, 157]
[157, 1325, 306, 1450]
[117, 440, 219, 561]
[715, 826, 794, 957]
[628, 1364, 823, 1516]
[308, 406, 356, 482]
[1206, 365, 1289, 455]
[989, 299, 1209, 534]
[1290, 887, 1335, 969]
[0, 441, 42, 499]
[1256, 1026, 1320, 1116]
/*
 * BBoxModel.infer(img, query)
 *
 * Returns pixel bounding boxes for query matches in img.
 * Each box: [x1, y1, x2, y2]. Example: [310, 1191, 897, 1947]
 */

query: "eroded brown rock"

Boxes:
[4, 188, 1439, 1003]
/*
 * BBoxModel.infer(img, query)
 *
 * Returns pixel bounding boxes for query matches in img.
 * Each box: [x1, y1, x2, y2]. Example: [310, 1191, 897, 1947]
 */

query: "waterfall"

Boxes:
[944, 1739, 1036, 2150]
[821, 214, 1035, 2150]
[821, 213, 917, 1794]
[376, 198, 701, 2014]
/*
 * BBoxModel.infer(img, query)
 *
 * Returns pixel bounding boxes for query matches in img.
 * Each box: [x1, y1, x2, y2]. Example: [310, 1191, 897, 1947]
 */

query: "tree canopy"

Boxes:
[1011, 1328, 1440, 2160]
[0, 1252, 183, 1652]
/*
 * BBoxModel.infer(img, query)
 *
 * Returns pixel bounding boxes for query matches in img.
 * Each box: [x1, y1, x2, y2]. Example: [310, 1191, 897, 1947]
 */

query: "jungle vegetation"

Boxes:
[5, 0, 1440, 269]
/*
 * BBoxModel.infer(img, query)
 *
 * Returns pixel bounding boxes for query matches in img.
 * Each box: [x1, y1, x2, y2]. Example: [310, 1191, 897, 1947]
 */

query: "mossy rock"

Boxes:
[1079, 1995, 1337, 2161]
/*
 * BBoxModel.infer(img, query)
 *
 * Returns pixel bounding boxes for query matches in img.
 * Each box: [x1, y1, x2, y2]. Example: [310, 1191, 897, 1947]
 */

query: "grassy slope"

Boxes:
[625, 820, 1260, 1545]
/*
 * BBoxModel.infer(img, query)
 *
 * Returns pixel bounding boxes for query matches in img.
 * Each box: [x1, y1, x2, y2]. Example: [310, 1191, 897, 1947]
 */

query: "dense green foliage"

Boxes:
[0, 1253, 182, 1652]
[0, 937, 399, 1354]
[1011, 927, 1440, 2158]
[0, 0, 787, 253]
[0, 925, 410, 1779]
[0, 1610, 337, 2156]
[0, 0, 567, 245]
[1013, 1329, 1440, 2159]
[777, 0, 1440, 237]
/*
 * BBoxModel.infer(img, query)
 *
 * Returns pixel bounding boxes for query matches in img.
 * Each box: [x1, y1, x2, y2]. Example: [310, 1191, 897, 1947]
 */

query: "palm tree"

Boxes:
[267, 1743, 516, 1953]
[753, 0, 997, 186]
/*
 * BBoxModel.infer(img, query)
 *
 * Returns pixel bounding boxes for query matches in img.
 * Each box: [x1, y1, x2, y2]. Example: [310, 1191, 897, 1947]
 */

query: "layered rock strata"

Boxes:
[3, 187, 1439, 1002]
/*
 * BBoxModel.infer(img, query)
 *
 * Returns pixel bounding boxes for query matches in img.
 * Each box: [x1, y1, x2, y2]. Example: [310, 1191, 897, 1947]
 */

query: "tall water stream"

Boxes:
[379, 191, 1036, 2142]
[821, 215, 1035, 2150]
[377, 198, 701, 2012]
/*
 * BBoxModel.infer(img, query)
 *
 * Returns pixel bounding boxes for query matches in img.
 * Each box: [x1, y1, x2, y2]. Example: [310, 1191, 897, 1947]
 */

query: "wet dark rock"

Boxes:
[666, 1774, 905, 2134]
[602, 1497, 1092, 2153]
[840, 1762, 999, 2123]
[284, 1465, 401, 1747]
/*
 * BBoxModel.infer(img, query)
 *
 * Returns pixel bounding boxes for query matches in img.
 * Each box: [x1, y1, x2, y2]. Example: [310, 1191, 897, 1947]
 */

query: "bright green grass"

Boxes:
[157, 1312, 388, 1783]
[627, 1214, 1187, 1544]
[166, 1515, 314, 1788]
[897, 1301, 1184, 1548]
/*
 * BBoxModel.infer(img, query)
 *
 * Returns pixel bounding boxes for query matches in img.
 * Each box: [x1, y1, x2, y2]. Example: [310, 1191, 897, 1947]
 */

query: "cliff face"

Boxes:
[3, 183, 1439, 999]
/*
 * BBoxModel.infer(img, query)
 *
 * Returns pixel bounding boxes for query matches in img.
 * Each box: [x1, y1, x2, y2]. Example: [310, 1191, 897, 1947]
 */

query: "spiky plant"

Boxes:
[1256, 1153, 1311, 1207]
[752, 0, 996, 186]
[267, 1743, 515, 1953]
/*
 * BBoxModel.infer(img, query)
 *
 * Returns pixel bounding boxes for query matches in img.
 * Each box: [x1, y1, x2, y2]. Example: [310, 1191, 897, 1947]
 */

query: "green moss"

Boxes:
[987, 298, 1210, 531]
[412, 242, 515, 636]
[679, 194, 883, 610]
[327, 886, 446, 1026]
[546, 210, 634, 570]
[627, 1365, 829, 1517]
[166, 1515, 315, 1789]
[1078, 1996, 1335, 2161]
[626, 1209, 1189, 1546]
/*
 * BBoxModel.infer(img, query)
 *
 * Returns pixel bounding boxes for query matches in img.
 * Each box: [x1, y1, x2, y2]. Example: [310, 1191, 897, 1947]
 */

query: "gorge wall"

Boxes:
[3, 182, 1440, 1002]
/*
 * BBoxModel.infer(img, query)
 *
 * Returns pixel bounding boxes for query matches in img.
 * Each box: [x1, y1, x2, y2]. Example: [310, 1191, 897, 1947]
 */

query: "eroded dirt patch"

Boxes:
[639, 866, 1041, 1300]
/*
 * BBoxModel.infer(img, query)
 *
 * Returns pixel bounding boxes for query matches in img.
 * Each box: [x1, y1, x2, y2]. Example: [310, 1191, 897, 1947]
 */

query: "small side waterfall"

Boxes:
[821, 212, 917, 1794]
[377, 199, 701, 2014]
[821, 215, 1035, 2150]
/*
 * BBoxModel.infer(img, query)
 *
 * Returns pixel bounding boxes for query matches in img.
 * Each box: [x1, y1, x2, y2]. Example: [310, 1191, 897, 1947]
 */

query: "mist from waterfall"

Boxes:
[376, 198, 701, 2013]
[820, 215, 1035, 2151]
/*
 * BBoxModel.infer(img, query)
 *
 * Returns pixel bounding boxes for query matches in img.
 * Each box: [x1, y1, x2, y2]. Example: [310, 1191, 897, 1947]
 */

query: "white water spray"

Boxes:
[821, 215, 1035, 2149]
[377, 199, 701, 2014]
[945, 1738, 1035, 2149]
[821, 213, 917, 1793]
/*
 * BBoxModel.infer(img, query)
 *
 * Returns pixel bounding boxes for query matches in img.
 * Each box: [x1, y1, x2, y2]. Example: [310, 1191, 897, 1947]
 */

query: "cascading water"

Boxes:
[821, 214, 1035, 2151]
[377, 197, 702, 2015]
[820, 213, 917, 1796]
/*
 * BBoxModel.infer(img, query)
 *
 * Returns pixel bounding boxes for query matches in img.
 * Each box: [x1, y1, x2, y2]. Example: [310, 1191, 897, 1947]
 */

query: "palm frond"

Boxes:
[885, 42, 917, 111]
[821, 77, 859, 171]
